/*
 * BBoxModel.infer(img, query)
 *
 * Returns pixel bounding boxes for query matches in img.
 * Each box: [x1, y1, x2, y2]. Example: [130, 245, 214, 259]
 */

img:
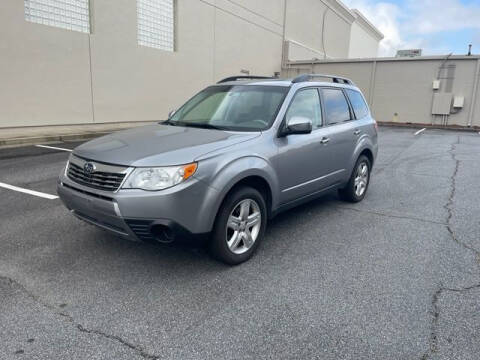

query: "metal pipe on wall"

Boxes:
[368, 60, 376, 107]
[280, 0, 288, 69]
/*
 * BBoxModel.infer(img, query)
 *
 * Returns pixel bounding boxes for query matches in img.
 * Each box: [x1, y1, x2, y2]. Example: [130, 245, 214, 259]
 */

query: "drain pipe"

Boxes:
[368, 60, 377, 107]
[467, 58, 480, 127]
[280, 0, 288, 70]
[321, 8, 329, 59]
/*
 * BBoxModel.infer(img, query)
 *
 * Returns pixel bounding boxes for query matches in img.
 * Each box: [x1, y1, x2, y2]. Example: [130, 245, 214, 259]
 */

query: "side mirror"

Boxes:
[283, 116, 313, 135]
[168, 109, 176, 119]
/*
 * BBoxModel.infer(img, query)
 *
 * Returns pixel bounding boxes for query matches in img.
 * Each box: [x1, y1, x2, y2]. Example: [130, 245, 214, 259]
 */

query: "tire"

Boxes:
[338, 155, 371, 203]
[209, 186, 267, 265]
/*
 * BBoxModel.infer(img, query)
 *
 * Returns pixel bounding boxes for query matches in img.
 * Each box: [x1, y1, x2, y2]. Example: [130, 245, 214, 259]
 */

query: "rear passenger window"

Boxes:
[286, 89, 322, 129]
[346, 89, 369, 119]
[321, 89, 351, 125]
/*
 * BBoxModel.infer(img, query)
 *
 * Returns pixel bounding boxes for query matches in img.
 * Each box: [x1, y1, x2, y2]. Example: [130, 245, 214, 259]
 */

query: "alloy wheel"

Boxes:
[226, 199, 262, 255]
[354, 162, 369, 197]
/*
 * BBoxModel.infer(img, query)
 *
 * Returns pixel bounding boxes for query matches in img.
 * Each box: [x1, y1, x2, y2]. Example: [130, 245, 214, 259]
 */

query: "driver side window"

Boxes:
[285, 89, 322, 129]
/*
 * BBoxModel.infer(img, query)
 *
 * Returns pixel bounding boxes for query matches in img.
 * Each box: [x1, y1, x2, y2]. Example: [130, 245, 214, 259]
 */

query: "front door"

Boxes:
[273, 88, 333, 204]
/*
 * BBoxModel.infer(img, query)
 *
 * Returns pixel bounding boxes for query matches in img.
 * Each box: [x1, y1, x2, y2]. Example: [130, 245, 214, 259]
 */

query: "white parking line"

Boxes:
[0, 182, 58, 200]
[35, 144, 72, 152]
[414, 128, 426, 136]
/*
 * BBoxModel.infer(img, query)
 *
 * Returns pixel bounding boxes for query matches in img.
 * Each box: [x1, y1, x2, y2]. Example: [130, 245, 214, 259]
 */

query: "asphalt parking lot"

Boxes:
[1, 126, 479, 359]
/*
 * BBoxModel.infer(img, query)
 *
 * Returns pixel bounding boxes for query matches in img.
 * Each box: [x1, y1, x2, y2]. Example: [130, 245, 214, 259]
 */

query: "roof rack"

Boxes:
[291, 74, 354, 85]
[217, 76, 276, 84]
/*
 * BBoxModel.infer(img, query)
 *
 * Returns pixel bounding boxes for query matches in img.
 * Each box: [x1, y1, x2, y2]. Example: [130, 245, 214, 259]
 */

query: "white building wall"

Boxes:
[0, 0, 94, 128]
[0, 0, 382, 128]
[349, 21, 380, 58]
[348, 9, 383, 58]
[284, 0, 358, 61]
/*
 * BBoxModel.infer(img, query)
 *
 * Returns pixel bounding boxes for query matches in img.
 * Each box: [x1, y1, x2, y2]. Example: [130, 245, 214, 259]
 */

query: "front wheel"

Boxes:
[209, 186, 267, 265]
[339, 155, 371, 202]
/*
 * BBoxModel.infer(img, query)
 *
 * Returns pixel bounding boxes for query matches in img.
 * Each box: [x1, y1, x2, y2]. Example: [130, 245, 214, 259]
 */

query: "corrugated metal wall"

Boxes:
[282, 56, 480, 128]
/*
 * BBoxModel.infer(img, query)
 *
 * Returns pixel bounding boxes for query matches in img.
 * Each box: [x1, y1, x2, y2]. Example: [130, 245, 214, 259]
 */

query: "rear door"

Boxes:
[345, 88, 373, 136]
[317, 87, 358, 184]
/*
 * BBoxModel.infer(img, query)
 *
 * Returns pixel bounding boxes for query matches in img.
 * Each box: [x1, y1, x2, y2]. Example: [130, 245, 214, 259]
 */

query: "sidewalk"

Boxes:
[0, 121, 155, 147]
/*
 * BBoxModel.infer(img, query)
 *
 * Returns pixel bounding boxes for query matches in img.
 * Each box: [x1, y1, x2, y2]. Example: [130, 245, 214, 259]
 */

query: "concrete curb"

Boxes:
[0, 132, 109, 148]
[377, 121, 479, 132]
[0, 121, 156, 149]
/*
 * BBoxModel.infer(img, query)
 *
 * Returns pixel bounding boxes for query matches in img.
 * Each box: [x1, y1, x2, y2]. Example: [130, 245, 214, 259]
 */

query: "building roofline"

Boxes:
[323, 0, 356, 24]
[286, 54, 480, 65]
[351, 9, 384, 41]
[320, 2, 384, 42]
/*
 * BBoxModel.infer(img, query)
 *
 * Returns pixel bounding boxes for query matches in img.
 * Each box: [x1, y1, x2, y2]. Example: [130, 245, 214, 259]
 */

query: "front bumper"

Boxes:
[57, 172, 218, 242]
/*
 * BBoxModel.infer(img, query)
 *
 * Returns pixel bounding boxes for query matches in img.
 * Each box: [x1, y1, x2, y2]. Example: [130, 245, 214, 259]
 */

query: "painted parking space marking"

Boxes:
[414, 128, 426, 136]
[35, 144, 72, 152]
[0, 182, 58, 200]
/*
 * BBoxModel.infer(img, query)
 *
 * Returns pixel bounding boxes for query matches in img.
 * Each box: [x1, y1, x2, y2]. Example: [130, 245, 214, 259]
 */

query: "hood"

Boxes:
[73, 124, 260, 167]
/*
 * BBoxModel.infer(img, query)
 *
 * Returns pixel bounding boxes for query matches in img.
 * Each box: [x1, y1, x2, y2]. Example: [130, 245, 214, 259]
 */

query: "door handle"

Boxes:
[354, 129, 361, 136]
[320, 137, 330, 144]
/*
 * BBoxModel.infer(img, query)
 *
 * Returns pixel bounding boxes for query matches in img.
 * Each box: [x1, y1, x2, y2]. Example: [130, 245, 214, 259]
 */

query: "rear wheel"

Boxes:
[209, 186, 267, 265]
[339, 155, 371, 202]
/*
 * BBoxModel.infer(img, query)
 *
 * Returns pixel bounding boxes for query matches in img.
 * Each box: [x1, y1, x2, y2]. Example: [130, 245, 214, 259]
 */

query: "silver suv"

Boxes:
[58, 74, 378, 264]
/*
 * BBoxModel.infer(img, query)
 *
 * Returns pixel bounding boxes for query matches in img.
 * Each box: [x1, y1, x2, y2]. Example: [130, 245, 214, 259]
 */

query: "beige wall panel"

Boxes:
[283, 62, 373, 103]
[313, 62, 373, 100]
[286, 40, 325, 61]
[373, 60, 476, 126]
[0, 0, 93, 127]
[349, 22, 379, 58]
[229, 0, 286, 26]
[372, 61, 436, 124]
[443, 60, 477, 126]
[281, 64, 311, 79]
[283, 58, 480, 127]
[322, 8, 351, 58]
[284, 0, 327, 55]
[215, 0, 284, 33]
[474, 64, 480, 127]
[213, 8, 283, 80]
[89, 0, 215, 123]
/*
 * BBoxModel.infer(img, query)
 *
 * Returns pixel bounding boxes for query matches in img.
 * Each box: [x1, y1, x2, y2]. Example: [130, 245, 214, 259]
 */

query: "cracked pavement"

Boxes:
[0, 126, 479, 359]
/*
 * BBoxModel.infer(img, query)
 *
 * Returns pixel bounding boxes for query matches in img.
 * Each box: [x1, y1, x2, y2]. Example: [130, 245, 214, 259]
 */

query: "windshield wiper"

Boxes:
[160, 119, 177, 125]
[174, 122, 225, 130]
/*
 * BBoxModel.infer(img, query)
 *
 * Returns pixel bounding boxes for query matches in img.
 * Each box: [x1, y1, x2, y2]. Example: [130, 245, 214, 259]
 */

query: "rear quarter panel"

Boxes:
[350, 117, 378, 173]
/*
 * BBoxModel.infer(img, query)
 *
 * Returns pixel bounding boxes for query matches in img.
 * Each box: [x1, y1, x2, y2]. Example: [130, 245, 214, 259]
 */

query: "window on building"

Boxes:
[321, 88, 351, 125]
[24, 0, 90, 34]
[346, 89, 369, 119]
[137, 0, 175, 51]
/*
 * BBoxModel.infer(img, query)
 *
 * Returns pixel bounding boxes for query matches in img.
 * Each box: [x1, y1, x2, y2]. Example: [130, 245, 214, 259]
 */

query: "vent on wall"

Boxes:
[137, 0, 175, 52]
[24, 0, 90, 33]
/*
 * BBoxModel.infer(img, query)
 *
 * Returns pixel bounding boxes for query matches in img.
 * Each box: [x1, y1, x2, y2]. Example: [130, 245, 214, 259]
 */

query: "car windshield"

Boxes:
[168, 85, 288, 131]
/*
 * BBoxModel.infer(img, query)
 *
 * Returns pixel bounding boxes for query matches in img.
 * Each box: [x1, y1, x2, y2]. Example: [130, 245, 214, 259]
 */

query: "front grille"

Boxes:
[125, 219, 155, 242]
[67, 157, 127, 192]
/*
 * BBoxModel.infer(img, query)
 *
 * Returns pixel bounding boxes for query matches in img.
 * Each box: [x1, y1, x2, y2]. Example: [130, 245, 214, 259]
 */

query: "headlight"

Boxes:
[122, 163, 197, 191]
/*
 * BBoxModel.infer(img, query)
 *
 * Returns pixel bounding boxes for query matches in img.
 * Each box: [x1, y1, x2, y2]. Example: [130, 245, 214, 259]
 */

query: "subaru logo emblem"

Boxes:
[84, 162, 96, 174]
